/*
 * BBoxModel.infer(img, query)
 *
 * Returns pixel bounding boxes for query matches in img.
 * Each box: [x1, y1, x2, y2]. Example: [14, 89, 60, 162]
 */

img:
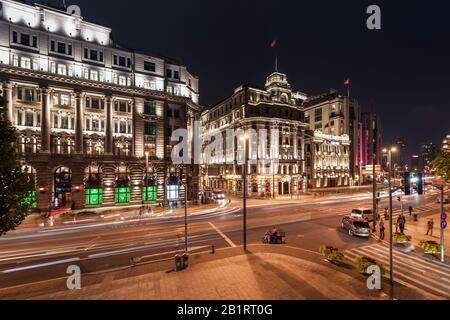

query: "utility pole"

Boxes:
[384, 147, 397, 285]
[432, 183, 446, 263]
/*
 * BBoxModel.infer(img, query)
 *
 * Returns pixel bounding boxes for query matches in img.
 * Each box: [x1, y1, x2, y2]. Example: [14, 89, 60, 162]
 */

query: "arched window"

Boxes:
[21, 165, 37, 209]
[115, 165, 130, 203]
[85, 165, 103, 206]
[143, 166, 157, 202]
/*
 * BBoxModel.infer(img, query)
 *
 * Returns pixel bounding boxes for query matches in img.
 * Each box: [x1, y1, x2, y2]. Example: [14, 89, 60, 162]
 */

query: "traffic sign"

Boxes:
[442, 221, 447, 230]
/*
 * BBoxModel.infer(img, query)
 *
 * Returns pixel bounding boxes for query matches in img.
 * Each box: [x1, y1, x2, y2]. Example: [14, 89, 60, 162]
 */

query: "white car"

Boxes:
[351, 208, 375, 222]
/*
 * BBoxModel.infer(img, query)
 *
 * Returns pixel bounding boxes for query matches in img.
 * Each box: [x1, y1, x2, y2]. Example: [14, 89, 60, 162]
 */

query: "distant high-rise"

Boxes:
[420, 142, 437, 172]
[392, 137, 407, 172]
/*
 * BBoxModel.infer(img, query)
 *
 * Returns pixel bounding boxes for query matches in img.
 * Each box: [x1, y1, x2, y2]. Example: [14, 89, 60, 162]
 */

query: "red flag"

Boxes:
[344, 79, 350, 86]
[271, 40, 277, 48]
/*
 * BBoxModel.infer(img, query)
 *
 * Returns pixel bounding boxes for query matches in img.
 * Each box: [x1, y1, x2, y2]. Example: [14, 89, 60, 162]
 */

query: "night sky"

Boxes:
[45, 0, 450, 156]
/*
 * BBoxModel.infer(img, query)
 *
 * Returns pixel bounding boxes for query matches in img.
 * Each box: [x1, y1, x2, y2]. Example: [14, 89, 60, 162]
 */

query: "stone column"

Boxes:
[75, 91, 84, 154]
[40, 87, 51, 153]
[105, 96, 113, 155]
[2, 82, 13, 123]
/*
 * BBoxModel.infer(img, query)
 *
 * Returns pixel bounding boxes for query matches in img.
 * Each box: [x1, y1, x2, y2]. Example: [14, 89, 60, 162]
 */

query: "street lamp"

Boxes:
[241, 134, 249, 251]
[145, 151, 149, 210]
[383, 146, 397, 285]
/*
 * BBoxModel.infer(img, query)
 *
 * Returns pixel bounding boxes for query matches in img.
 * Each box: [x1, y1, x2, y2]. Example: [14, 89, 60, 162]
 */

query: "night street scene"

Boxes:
[0, 0, 449, 309]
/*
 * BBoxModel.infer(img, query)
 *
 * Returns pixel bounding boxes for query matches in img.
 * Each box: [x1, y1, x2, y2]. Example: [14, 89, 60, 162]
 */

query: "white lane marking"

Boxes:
[208, 222, 236, 248]
[140, 246, 209, 259]
[1, 257, 80, 274]
[344, 251, 450, 297]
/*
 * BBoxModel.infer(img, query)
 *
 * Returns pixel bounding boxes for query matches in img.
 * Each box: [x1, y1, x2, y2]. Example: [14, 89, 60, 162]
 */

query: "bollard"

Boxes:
[175, 254, 182, 272]
[182, 253, 189, 269]
[211, 245, 215, 254]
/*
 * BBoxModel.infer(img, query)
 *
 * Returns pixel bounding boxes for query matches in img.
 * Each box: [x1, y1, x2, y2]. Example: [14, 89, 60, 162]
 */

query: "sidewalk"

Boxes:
[0, 245, 435, 300]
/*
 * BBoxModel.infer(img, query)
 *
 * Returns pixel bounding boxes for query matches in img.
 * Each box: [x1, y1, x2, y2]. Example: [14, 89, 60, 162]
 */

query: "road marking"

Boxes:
[208, 222, 236, 248]
[1, 257, 80, 274]
[297, 235, 305, 238]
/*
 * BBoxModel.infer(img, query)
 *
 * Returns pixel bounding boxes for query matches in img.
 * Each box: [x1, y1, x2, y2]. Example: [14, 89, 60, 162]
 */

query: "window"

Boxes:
[57, 64, 67, 75]
[144, 122, 156, 136]
[167, 184, 179, 201]
[144, 135, 156, 157]
[115, 187, 130, 203]
[83, 48, 103, 62]
[86, 97, 103, 109]
[114, 101, 129, 113]
[57, 42, 66, 54]
[143, 186, 157, 201]
[20, 57, 31, 69]
[166, 69, 172, 78]
[118, 76, 127, 86]
[90, 70, 99, 81]
[144, 101, 156, 115]
[113, 55, 131, 68]
[315, 108, 323, 122]
[25, 111, 34, 127]
[23, 191, 37, 209]
[12, 31, 18, 43]
[18, 88, 36, 102]
[90, 50, 98, 61]
[174, 71, 180, 80]
[144, 61, 156, 72]
[92, 118, 100, 131]
[86, 188, 103, 205]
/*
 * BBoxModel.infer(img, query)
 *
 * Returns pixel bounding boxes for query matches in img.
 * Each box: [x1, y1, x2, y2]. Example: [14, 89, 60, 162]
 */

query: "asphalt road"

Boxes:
[0, 191, 444, 289]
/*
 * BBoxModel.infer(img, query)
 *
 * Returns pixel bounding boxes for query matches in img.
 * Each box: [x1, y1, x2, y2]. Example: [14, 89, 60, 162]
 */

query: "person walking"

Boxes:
[408, 205, 413, 217]
[426, 219, 434, 236]
[379, 219, 385, 240]
[384, 207, 389, 220]
[398, 214, 406, 234]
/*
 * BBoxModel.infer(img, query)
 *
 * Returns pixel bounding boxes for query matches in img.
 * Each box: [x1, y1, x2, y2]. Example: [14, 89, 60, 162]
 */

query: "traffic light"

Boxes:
[417, 173, 424, 195]
[404, 172, 411, 196]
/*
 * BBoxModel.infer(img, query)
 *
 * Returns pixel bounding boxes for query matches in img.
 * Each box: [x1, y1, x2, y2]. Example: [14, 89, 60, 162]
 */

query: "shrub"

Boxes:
[393, 233, 412, 243]
[355, 256, 386, 276]
[419, 240, 441, 254]
[320, 246, 344, 262]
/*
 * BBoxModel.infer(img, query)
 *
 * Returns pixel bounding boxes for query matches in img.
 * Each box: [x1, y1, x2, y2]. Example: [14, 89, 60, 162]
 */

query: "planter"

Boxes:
[319, 246, 344, 264]
[393, 233, 412, 244]
[419, 240, 441, 255]
[355, 256, 386, 276]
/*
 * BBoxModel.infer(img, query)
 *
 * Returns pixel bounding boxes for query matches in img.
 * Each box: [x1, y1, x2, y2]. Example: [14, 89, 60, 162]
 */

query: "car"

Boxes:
[351, 208, 375, 222]
[437, 196, 449, 204]
[212, 191, 226, 202]
[341, 216, 371, 238]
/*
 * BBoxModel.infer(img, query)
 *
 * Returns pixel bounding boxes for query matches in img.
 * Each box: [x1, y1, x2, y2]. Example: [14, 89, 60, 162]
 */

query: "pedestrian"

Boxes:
[384, 207, 389, 220]
[379, 219, 385, 240]
[139, 202, 144, 217]
[398, 214, 406, 234]
[426, 219, 434, 236]
[408, 206, 413, 217]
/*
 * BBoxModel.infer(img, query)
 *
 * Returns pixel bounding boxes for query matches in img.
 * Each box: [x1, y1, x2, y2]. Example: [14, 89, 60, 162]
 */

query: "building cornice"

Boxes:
[0, 65, 202, 112]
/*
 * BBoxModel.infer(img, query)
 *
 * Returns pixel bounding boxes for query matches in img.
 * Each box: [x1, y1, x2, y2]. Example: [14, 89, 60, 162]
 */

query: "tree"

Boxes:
[0, 94, 35, 236]
[433, 151, 450, 184]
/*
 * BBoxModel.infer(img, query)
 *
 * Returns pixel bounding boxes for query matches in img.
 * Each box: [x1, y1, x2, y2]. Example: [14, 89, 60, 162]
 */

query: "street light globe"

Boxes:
[391, 147, 397, 153]
[382, 148, 388, 153]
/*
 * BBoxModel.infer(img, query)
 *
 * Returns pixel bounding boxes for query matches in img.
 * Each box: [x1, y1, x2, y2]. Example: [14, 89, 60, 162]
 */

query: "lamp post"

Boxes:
[145, 151, 149, 209]
[181, 162, 188, 254]
[383, 147, 397, 285]
[431, 183, 446, 263]
[241, 134, 249, 251]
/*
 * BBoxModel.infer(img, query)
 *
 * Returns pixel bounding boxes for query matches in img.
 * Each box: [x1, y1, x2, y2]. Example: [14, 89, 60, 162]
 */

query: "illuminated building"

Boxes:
[0, 0, 200, 211]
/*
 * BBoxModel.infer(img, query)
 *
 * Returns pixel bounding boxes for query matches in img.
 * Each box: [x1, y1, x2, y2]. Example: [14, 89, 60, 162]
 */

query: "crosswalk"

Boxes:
[345, 243, 450, 298]
[332, 203, 439, 220]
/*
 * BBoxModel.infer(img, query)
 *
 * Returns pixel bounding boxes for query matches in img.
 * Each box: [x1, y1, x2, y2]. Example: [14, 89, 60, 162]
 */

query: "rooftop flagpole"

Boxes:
[271, 39, 278, 71]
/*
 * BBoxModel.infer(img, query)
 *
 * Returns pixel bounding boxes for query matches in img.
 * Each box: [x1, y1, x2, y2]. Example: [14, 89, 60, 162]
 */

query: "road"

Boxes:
[0, 190, 446, 295]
